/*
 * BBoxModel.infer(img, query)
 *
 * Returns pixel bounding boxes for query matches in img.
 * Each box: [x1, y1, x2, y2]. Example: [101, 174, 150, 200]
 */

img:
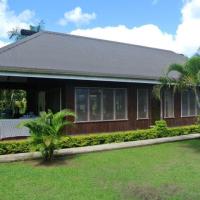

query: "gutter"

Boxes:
[0, 70, 160, 84]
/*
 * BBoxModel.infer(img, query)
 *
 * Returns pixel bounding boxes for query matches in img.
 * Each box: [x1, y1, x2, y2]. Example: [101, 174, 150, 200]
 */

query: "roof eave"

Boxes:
[0, 70, 160, 84]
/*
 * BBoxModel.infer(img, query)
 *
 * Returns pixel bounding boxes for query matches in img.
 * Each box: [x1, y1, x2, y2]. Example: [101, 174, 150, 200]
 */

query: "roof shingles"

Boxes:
[0, 31, 187, 81]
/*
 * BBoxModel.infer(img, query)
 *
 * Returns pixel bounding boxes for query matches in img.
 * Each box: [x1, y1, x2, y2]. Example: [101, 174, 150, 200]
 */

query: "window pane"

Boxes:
[115, 89, 126, 119]
[137, 89, 148, 119]
[103, 89, 114, 120]
[164, 89, 174, 118]
[76, 88, 88, 121]
[89, 89, 101, 121]
[189, 90, 196, 116]
[181, 91, 188, 116]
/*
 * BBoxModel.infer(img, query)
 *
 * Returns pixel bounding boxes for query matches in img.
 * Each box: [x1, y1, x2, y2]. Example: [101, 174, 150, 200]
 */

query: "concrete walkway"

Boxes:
[0, 133, 200, 163]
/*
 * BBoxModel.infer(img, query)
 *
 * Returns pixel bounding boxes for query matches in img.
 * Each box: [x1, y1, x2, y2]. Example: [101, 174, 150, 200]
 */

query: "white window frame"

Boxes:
[163, 89, 175, 118]
[181, 90, 197, 117]
[75, 87, 128, 123]
[137, 88, 149, 120]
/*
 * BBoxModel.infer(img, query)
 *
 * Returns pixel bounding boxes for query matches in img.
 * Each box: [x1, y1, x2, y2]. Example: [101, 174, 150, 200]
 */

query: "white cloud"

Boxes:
[71, 0, 200, 57]
[58, 7, 96, 26]
[71, 25, 175, 51]
[0, 40, 8, 48]
[0, 0, 35, 46]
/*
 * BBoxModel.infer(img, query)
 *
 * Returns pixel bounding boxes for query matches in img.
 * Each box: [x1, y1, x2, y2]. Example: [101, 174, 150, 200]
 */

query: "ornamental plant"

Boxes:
[19, 109, 74, 161]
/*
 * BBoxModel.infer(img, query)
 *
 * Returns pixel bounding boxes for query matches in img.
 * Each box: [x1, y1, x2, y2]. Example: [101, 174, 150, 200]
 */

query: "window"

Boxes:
[76, 88, 88, 121]
[115, 89, 127, 119]
[137, 89, 149, 119]
[181, 90, 196, 117]
[163, 89, 174, 118]
[89, 89, 101, 121]
[103, 89, 114, 120]
[75, 88, 127, 122]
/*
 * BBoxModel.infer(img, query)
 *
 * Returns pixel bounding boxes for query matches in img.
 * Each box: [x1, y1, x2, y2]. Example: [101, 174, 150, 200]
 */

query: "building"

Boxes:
[0, 31, 195, 137]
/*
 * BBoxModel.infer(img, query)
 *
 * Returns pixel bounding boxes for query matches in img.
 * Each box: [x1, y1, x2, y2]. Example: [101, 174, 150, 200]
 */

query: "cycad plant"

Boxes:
[19, 109, 74, 161]
[153, 56, 200, 108]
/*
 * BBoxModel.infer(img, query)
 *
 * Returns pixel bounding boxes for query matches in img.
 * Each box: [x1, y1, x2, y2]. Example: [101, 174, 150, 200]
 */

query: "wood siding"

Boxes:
[63, 80, 197, 134]
[0, 77, 197, 135]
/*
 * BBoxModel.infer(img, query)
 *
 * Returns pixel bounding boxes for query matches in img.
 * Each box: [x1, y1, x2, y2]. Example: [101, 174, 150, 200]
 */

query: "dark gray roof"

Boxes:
[0, 31, 187, 81]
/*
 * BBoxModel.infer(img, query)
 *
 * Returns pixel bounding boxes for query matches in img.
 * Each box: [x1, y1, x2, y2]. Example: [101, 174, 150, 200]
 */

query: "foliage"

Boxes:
[152, 120, 169, 137]
[8, 20, 45, 41]
[0, 89, 26, 118]
[153, 56, 200, 108]
[19, 109, 75, 161]
[1, 123, 200, 155]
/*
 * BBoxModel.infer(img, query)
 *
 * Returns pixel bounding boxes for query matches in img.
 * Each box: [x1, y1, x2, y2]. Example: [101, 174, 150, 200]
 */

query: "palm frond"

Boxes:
[167, 63, 185, 76]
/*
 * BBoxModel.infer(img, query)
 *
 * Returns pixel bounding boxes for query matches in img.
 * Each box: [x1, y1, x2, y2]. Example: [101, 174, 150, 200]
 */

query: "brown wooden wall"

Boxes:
[63, 80, 197, 134]
[164, 92, 196, 126]
[0, 77, 197, 135]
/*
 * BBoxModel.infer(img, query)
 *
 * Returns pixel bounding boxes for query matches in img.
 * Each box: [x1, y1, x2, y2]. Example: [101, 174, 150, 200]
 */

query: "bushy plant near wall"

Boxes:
[1, 121, 200, 155]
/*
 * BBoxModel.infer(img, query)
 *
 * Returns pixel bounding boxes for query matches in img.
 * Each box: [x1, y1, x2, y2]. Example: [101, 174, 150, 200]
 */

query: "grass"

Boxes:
[1, 140, 200, 200]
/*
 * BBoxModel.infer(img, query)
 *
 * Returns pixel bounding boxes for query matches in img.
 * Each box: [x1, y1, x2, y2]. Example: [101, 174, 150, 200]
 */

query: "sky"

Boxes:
[0, 0, 200, 56]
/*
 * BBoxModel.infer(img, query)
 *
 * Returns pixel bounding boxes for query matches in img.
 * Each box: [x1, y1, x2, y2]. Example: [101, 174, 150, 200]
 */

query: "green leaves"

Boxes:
[153, 56, 200, 107]
[19, 109, 75, 161]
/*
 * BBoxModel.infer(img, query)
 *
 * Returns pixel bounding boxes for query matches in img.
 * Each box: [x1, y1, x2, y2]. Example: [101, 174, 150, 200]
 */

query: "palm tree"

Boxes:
[153, 56, 200, 109]
[19, 109, 75, 161]
[8, 20, 45, 41]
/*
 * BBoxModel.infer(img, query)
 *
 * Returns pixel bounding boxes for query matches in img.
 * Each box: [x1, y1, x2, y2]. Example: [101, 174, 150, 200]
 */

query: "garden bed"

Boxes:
[0, 124, 200, 155]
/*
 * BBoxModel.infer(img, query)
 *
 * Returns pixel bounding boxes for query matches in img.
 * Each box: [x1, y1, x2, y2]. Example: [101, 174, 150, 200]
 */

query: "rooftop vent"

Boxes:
[20, 29, 37, 37]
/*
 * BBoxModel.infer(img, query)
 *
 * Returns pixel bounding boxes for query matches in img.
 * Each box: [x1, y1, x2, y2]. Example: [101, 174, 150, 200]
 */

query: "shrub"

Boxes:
[0, 124, 200, 155]
[153, 120, 169, 137]
[19, 109, 74, 161]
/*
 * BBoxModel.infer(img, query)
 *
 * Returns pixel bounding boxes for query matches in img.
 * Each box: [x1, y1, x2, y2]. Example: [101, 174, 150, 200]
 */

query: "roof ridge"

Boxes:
[43, 30, 185, 56]
[0, 31, 44, 55]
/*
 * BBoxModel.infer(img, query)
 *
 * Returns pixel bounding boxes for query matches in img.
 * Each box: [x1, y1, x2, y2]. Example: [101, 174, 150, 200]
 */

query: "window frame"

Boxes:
[137, 88, 149, 120]
[181, 90, 197, 117]
[163, 89, 175, 119]
[75, 87, 128, 123]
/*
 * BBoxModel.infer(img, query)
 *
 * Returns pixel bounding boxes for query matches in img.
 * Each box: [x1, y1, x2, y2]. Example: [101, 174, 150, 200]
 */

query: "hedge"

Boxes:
[0, 124, 200, 155]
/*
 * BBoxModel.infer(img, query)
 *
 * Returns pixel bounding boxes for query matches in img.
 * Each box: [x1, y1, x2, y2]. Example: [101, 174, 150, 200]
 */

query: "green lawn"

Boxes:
[1, 140, 200, 200]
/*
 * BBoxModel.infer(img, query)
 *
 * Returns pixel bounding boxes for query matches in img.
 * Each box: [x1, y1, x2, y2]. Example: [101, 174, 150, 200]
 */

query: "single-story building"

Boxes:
[0, 30, 196, 137]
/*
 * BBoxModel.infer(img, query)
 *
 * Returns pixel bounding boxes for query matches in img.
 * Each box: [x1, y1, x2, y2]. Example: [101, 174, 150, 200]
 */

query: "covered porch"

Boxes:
[0, 75, 66, 139]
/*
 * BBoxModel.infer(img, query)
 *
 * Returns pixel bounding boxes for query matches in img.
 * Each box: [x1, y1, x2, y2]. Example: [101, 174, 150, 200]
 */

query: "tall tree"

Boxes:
[153, 56, 200, 108]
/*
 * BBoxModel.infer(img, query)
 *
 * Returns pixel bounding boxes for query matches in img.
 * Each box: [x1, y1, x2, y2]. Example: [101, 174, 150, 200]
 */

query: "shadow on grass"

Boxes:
[180, 139, 200, 153]
[119, 182, 185, 200]
[25, 154, 79, 168]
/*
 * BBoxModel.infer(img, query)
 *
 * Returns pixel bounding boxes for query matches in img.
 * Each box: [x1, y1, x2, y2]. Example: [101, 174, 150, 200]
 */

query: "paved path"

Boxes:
[0, 133, 200, 163]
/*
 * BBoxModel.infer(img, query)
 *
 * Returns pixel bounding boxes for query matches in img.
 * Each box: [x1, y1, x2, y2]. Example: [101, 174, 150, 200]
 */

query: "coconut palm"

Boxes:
[19, 109, 75, 161]
[153, 56, 200, 108]
[8, 20, 45, 41]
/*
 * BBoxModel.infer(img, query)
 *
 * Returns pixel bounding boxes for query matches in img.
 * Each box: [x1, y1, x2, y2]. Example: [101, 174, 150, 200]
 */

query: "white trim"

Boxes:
[163, 89, 175, 118]
[113, 89, 116, 120]
[137, 88, 149, 120]
[75, 119, 129, 124]
[75, 87, 128, 123]
[0, 71, 160, 84]
[160, 91, 163, 119]
[59, 88, 62, 111]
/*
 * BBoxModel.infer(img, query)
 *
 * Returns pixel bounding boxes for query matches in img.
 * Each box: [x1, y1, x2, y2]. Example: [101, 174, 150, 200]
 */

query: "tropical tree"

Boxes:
[8, 20, 45, 41]
[153, 56, 200, 109]
[0, 89, 26, 118]
[19, 109, 74, 162]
